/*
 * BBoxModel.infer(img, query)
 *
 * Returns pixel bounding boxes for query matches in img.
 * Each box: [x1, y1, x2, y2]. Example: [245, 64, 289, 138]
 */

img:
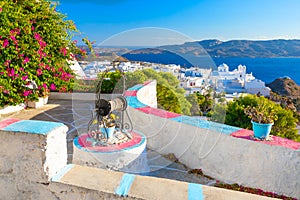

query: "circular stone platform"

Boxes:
[73, 131, 147, 172]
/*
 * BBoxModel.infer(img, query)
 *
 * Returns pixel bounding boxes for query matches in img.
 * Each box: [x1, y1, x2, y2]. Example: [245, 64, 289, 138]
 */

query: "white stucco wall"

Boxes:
[136, 80, 157, 108]
[127, 81, 300, 199]
[0, 123, 65, 199]
[0, 121, 138, 200]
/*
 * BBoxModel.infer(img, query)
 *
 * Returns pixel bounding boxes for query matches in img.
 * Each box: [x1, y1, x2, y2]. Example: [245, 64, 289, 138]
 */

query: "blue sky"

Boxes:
[56, 0, 300, 45]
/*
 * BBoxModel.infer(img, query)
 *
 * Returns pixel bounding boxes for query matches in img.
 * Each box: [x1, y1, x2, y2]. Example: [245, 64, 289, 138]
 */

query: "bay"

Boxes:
[212, 57, 300, 85]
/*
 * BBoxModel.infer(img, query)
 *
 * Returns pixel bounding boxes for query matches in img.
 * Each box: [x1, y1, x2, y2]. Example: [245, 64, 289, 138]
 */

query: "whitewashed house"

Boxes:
[210, 63, 270, 96]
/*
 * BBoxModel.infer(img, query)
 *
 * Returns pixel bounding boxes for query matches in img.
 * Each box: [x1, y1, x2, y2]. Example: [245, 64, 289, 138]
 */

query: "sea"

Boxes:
[212, 57, 300, 85]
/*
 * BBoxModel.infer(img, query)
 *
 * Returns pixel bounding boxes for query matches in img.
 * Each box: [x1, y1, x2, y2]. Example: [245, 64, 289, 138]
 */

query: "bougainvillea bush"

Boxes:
[0, 0, 87, 107]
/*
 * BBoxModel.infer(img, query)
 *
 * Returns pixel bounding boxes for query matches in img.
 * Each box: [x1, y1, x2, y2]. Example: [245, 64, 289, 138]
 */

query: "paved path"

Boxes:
[5, 99, 215, 185]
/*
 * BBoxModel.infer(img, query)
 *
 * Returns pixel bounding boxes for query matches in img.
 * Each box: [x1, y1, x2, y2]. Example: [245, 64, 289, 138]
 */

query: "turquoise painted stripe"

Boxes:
[3, 120, 65, 135]
[127, 84, 144, 91]
[171, 116, 241, 134]
[51, 164, 75, 182]
[115, 173, 136, 196]
[126, 96, 147, 108]
[188, 183, 204, 200]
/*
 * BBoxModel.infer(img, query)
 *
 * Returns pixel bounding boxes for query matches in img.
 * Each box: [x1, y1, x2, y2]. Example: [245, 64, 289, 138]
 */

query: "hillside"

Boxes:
[123, 48, 194, 67]
[267, 77, 300, 97]
[122, 39, 300, 64]
[198, 39, 300, 58]
[267, 78, 300, 114]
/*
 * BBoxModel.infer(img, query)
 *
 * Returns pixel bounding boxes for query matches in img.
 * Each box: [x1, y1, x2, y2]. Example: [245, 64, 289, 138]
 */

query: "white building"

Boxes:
[181, 77, 204, 88]
[83, 61, 111, 78]
[210, 63, 270, 96]
[68, 60, 86, 79]
[245, 79, 271, 96]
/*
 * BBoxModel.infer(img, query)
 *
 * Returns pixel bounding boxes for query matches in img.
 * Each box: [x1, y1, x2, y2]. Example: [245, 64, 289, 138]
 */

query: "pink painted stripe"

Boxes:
[143, 81, 152, 85]
[77, 132, 142, 152]
[0, 118, 20, 129]
[124, 90, 138, 96]
[136, 106, 182, 119]
[231, 129, 300, 150]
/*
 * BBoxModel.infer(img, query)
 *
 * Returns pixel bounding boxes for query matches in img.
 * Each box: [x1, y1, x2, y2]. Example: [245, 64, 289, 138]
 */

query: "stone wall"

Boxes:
[126, 81, 300, 199]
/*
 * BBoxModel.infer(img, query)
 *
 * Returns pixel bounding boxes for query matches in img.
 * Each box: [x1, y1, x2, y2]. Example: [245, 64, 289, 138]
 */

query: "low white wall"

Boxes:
[49, 92, 121, 101]
[128, 81, 300, 199]
[0, 121, 65, 199]
[136, 80, 157, 108]
[0, 120, 138, 200]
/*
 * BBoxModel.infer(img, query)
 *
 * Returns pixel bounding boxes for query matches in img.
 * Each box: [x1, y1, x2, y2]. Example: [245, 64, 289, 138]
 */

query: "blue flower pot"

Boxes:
[101, 126, 115, 139]
[251, 121, 273, 139]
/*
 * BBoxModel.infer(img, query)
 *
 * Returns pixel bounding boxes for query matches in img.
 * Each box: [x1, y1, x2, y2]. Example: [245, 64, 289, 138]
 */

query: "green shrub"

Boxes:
[226, 94, 299, 141]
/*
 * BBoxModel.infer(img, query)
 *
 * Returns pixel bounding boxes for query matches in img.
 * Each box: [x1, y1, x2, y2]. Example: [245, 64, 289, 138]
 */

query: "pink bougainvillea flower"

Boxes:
[50, 83, 56, 91]
[6, 68, 14, 77]
[4, 60, 11, 67]
[9, 68, 14, 77]
[60, 47, 68, 56]
[38, 41, 47, 48]
[44, 64, 50, 70]
[10, 35, 16, 41]
[0, 8, 2, 12]
[36, 68, 43, 76]
[3, 39, 9, 48]
[34, 32, 42, 41]
[19, 67, 24, 71]
[3, 90, 9, 94]
[37, 49, 46, 59]
[23, 90, 32, 97]
[23, 57, 30, 64]
[43, 83, 47, 89]
[59, 86, 67, 93]
[22, 75, 28, 81]
[37, 49, 43, 55]
[31, 26, 35, 31]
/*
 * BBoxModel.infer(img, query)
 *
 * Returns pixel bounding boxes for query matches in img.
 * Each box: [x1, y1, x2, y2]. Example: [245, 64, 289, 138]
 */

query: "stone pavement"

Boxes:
[5, 99, 215, 186]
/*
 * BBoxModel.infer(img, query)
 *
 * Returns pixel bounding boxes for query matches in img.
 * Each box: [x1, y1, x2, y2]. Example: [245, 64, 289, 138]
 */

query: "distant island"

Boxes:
[184, 39, 300, 58]
[122, 39, 300, 62]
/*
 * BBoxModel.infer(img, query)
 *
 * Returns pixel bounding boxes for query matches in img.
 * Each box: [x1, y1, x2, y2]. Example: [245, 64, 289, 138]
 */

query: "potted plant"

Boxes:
[37, 85, 50, 105]
[100, 114, 116, 140]
[244, 97, 278, 139]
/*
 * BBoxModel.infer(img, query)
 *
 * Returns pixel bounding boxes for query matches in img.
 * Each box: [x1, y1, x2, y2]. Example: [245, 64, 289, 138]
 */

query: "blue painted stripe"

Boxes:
[51, 164, 75, 182]
[115, 173, 136, 196]
[171, 116, 241, 134]
[2, 120, 65, 135]
[126, 96, 147, 108]
[188, 183, 204, 200]
[127, 84, 144, 91]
